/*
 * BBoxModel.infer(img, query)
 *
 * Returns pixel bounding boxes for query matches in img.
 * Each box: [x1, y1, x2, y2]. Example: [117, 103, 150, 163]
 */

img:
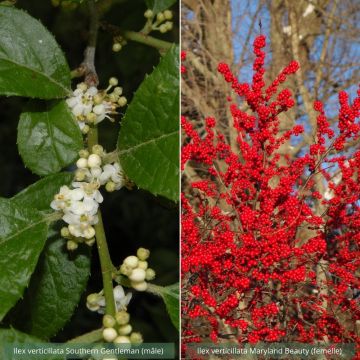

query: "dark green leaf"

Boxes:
[12, 173, 73, 212]
[17, 100, 83, 176]
[0, 328, 42, 360]
[160, 283, 179, 330]
[9, 226, 91, 339]
[145, 0, 177, 13]
[117, 46, 179, 201]
[0, 6, 71, 98]
[0, 199, 48, 321]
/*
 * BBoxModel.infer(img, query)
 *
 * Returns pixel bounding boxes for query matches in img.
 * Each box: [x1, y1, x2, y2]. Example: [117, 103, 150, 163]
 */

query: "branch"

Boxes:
[82, 0, 100, 86]
[88, 127, 117, 317]
[101, 22, 173, 51]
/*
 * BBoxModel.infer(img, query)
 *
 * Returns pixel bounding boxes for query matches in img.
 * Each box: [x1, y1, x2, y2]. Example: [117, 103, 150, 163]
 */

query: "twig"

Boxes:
[81, 0, 99, 86]
[101, 22, 173, 52]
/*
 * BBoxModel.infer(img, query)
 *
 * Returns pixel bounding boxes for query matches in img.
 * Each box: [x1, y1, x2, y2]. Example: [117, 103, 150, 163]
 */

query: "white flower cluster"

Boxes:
[51, 145, 126, 248]
[51, 182, 101, 241]
[66, 78, 127, 134]
[75, 145, 126, 192]
[119, 248, 156, 292]
[86, 285, 132, 314]
[86, 285, 142, 344]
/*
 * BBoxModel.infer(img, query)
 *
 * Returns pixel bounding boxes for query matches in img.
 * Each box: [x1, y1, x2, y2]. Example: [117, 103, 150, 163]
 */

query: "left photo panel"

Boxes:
[0, 0, 179, 359]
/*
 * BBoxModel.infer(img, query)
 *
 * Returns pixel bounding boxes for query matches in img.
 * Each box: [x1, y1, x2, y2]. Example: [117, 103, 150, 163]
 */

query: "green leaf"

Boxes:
[0, 328, 42, 360]
[145, 0, 177, 13]
[0, 6, 71, 99]
[9, 226, 91, 339]
[0, 199, 48, 321]
[12, 173, 73, 212]
[17, 100, 83, 176]
[160, 283, 179, 330]
[117, 46, 179, 201]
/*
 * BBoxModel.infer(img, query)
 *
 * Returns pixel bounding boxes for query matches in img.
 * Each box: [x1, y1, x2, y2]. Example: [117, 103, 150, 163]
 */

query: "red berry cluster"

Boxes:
[181, 34, 360, 353]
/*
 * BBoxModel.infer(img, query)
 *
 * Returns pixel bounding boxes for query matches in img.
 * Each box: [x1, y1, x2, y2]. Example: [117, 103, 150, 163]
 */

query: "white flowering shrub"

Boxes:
[0, 0, 178, 352]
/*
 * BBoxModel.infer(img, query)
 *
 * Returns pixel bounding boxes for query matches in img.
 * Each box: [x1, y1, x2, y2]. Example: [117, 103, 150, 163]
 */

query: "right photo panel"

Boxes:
[181, 1, 360, 359]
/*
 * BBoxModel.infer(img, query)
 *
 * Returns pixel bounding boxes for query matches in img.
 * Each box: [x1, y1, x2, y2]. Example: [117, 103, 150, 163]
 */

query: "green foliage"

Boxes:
[12, 172, 73, 212]
[0, 199, 48, 321]
[160, 283, 179, 330]
[117, 45, 179, 202]
[17, 101, 83, 176]
[0, 6, 71, 98]
[0, 328, 42, 360]
[145, 0, 177, 13]
[9, 227, 91, 339]
[0, 0, 179, 344]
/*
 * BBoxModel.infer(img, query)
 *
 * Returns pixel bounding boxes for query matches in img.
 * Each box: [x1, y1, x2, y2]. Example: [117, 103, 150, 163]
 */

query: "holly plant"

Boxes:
[0, 0, 179, 353]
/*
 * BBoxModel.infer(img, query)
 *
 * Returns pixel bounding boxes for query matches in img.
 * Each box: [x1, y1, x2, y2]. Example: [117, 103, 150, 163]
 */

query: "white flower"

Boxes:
[50, 186, 83, 211]
[114, 285, 133, 311]
[82, 166, 103, 183]
[86, 285, 132, 314]
[85, 86, 98, 97]
[93, 102, 112, 124]
[99, 163, 125, 189]
[68, 223, 96, 239]
[68, 198, 99, 216]
[72, 181, 104, 203]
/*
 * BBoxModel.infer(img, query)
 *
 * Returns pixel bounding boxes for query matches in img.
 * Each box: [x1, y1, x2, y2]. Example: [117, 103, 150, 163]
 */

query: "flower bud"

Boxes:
[118, 324, 132, 335]
[108, 93, 119, 103]
[60, 226, 70, 238]
[131, 281, 148, 292]
[129, 268, 146, 282]
[112, 43, 122, 52]
[123, 255, 139, 269]
[76, 157, 88, 169]
[114, 87, 123, 95]
[137, 247, 150, 260]
[115, 310, 130, 325]
[159, 24, 167, 33]
[105, 181, 116, 192]
[77, 82, 88, 91]
[79, 149, 89, 158]
[86, 112, 97, 123]
[130, 332, 143, 344]
[67, 240, 78, 251]
[87, 293, 100, 305]
[157, 12, 165, 22]
[114, 336, 131, 344]
[93, 94, 103, 105]
[109, 77, 118, 86]
[82, 125, 90, 134]
[92, 144, 104, 156]
[164, 10, 173, 20]
[145, 268, 156, 281]
[144, 9, 153, 18]
[118, 96, 127, 107]
[103, 314, 116, 328]
[137, 260, 148, 270]
[165, 21, 173, 31]
[88, 153, 102, 168]
[120, 264, 133, 276]
[74, 169, 86, 181]
[85, 237, 96, 246]
[83, 226, 96, 239]
[103, 327, 118, 342]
